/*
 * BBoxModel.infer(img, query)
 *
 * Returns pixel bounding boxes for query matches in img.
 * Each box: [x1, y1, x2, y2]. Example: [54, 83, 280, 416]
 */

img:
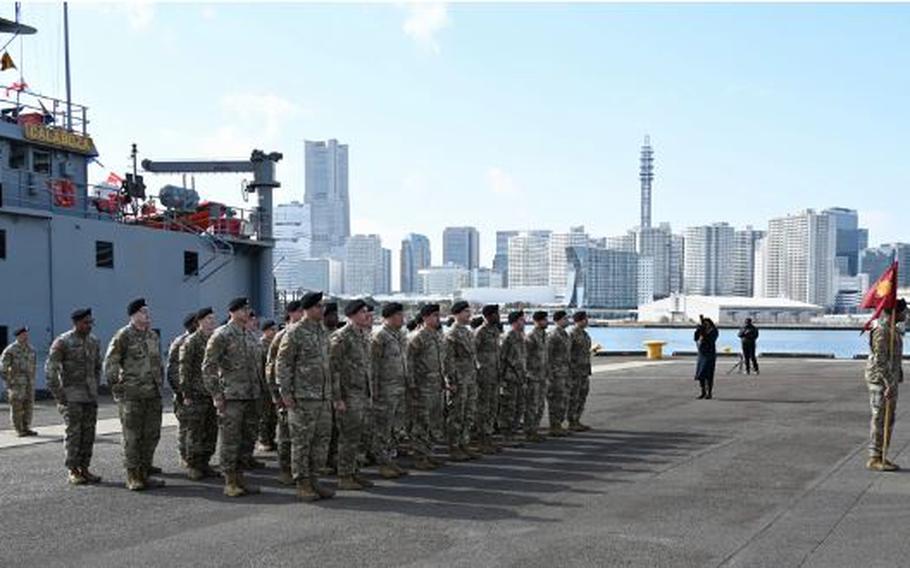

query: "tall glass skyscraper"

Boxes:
[443, 226, 480, 269]
[305, 139, 350, 258]
[400, 233, 431, 294]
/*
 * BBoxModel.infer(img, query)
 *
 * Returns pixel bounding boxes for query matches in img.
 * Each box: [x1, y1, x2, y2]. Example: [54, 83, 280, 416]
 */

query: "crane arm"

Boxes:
[141, 159, 255, 174]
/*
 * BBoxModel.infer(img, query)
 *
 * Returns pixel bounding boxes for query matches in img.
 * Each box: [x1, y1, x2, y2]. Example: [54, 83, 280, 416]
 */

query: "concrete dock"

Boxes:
[1, 358, 907, 567]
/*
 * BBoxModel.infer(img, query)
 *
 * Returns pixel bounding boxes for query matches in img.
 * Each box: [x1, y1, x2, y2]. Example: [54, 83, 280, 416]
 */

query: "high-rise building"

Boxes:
[379, 248, 392, 295]
[753, 236, 768, 298]
[764, 210, 837, 307]
[684, 223, 735, 296]
[343, 234, 383, 295]
[860, 243, 910, 286]
[470, 268, 504, 288]
[638, 257, 655, 307]
[566, 246, 639, 309]
[299, 257, 343, 295]
[508, 233, 550, 287]
[273, 201, 311, 292]
[305, 139, 350, 258]
[640, 135, 654, 229]
[442, 226, 480, 269]
[549, 226, 589, 295]
[670, 234, 685, 294]
[400, 233, 431, 294]
[635, 223, 672, 299]
[494, 229, 550, 286]
[604, 232, 638, 253]
[822, 207, 867, 277]
[731, 226, 765, 297]
[418, 265, 471, 295]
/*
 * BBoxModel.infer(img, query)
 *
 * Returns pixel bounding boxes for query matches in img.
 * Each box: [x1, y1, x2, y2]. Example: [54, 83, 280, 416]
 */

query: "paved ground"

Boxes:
[1, 358, 907, 567]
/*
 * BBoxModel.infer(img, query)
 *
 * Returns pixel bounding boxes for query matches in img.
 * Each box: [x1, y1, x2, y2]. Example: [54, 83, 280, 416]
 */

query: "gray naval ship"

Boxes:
[0, 14, 280, 390]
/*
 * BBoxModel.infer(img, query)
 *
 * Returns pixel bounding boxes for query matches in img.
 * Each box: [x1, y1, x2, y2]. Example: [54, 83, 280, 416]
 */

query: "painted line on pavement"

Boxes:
[0, 412, 178, 451]
[591, 360, 680, 374]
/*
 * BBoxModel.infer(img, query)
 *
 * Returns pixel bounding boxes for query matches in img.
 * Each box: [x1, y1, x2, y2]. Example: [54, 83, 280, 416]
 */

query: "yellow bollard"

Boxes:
[643, 340, 667, 360]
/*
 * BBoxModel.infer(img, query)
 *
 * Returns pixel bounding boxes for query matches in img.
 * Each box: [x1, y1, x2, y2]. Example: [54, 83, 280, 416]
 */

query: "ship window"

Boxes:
[0, 229, 5, 259]
[184, 251, 198, 276]
[95, 240, 114, 268]
[33, 150, 51, 174]
[0, 326, 7, 349]
[9, 142, 26, 169]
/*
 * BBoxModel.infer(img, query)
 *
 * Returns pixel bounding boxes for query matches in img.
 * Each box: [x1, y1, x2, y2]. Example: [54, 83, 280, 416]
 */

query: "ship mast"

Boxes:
[63, 2, 72, 130]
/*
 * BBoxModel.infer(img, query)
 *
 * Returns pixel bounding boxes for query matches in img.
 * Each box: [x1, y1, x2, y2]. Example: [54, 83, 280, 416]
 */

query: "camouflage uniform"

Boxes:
[240, 329, 265, 465]
[473, 323, 501, 441]
[525, 326, 549, 435]
[266, 325, 293, 473]
[331, 323, 371, 477]
[45, 330, 102, 469]
[1, 340, 36, 434]
[864, 317, 904, 460]
[276, 319, 334, 481]
[407, 326, 445, 458]
[445, 323, 479, 449]
[104, 324, 164, 474]
[547, 326, 571, 427]
[202, 322, 261, 474]
[165, 331, 191, 463]
[499, 328, 527, 436]
[429, 328, 447, 442]
[179, 329, 218, 470]
[567, 326, 593, 425]
[371, 324, 408, 465]
[258, 334, 278, 449]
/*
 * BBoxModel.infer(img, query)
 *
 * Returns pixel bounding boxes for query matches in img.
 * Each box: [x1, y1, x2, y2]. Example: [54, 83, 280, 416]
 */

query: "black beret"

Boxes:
[507, 310, 525, 324]
[451, 300, 470, 315]
[419, 304, 440, 318]
[261, 319, 276, 332]
[249, 311, 257, 319]
[898, 298, 908, 312]
[573, 311, 588, 322]
[228, 297, 249, 312]
[301, 291, 323, 310]
[382, 302, 404, 318]
[406, 316, 422, 331]
[196, 307, 214, 320]
[286, 300, 303, 313]
[127, 297, 147, 316]
[553, 310, 568, 321]
[532, 310, 548, 322]
[470, 316, 484, 329]
[482, 304, 499, 317]
[13, 326, 28, 337]
[323, 302, 338, 315]
[183, 312, 198, 329]
[71, 308, 92, 321]
[345, 299, 369, 317]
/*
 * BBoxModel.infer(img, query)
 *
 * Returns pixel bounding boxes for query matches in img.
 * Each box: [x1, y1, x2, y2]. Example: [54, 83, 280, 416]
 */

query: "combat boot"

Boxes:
[126, 469, 146, 491]
[413, 457, 437, 471]
[463, 446, 483, 460]
[576, 422, 592, 432]
[242, 457, 266, 470]
[353, 473, 375, 488]
[201, 464, 221, 479]
[295, 479, 320, 502]
[186, 467, 205, 481]
[68, 468, 87, 486]
[142, 470, 166, 489]
[379, 464, 401, 479]
[147, 465, 163, 475]
[478, 436, 497, 455]
[80, 468, 102, 484]
[448, 447, 470, 462]
[277, 468, 294, 485]
[310, 476, 336, 499]
[866, 457, 898, 472]
[338, 475, 366, 490]
[237, 472, 260, 494]
[223, 472, 246, 497]
[569, 422, 585, 432]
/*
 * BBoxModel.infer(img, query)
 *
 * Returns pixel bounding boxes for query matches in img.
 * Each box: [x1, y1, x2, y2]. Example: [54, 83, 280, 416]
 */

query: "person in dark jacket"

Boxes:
[738, 318, 760, 375]
[694, 316, 719, 399]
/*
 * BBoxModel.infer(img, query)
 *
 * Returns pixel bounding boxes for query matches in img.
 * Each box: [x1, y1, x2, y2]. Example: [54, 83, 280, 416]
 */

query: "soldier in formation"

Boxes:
[499, 310, 527, 445]
[567, 311, 593, 432]
[865, 298, 906, 472]
[266, 300, 303, 485]
[1, 326, 38, 437]
[166, 312, 198, 467]
[179, 307, 219, 480]
[474, 305, 501, 453]
[258, 320, 278, 452]
[547, 310, 571, 436]
[524, 311, 549, 442]
[371, 302, 410, 478]
[444, 301, 481, 461]
[406, 303, 445, 471]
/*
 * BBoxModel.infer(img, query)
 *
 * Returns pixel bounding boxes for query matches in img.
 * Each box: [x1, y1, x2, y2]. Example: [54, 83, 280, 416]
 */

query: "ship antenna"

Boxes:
[63, 2, 72, 130]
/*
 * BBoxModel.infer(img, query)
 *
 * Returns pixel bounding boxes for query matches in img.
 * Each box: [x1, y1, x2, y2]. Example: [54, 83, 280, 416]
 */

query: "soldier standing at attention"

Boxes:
[865, 298, 906, 472]
[406, 304, 444, 470]
[179, 307, 219, 481]
[331, 299, 375, 490]
[445, 301, 481, 462]
[238, 313, 266, 471]
[104, 298, 166, 491]
[166, 312, 198, 467]
[1, 326, 37, 437]
[371, 302, 410, 479]
[473, 304, 501, 454]
[266, 301, 303, 485]
[499, 310, 528, 445]
[546, 310, 571, 437]
[202, 297, 262, 497]
[567, 311, 593, 432]
[323, 301, 342, 475]
[257, 319, 279, 452]
[46, 309, 103, 485]
[524, 311, 549, 443]
[276, 291, 339, 502]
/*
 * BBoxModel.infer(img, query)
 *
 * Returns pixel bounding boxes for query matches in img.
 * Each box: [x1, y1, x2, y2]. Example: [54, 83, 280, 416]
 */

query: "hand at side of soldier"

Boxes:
[213, 396, 226, 415]
[56, 401, 67, 414]
[334, 399, 347, 413]
[282, 396, 296, 410]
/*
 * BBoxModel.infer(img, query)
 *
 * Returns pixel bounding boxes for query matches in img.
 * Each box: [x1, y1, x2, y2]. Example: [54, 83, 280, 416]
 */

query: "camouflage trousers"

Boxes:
[567, 372, 591, 424]
[409, 381, 439, 458]
[447, 380, 478, 448]
[6, 387, 34, 434]
[258, 398, 278, 447]
[338, 394, 369, 477]
[429, 385, 445, 443]
[218, 399, 259, 474]
[499, 377, 524, 436]
[476, 378, 499, 438]
[173, 395, 188, 462]
[117, 397, 162, 472]
[61, 401, 97, 469]
[868, 382, 899, 459]
[289, 399, 332, 480]
[548, 371, 569, 427]
[372, 383, 406, 465]
[524, 379, 545, 435]
[276, 407, 291, 471]
[183, 398, 218, 469]
[240, 399, 262, 465]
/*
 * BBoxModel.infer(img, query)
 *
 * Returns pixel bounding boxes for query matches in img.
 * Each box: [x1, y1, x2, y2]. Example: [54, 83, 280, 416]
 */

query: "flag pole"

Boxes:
[882, 258, 898, 465]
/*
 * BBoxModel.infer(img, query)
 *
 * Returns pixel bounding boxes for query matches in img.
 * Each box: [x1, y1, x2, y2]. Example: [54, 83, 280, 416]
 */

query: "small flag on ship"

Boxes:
[860, 261, 898, 331]
[0, 51, 15, 71]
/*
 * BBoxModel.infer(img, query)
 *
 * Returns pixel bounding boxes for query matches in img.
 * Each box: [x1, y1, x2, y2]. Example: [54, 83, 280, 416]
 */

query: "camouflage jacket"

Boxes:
[259, 334, 273, 391]
[474, 323, 501, 384]
[445, 323, 478, 386]
[265, 325, 292, 402]
[202, 322, 261, 400]
[276, 319, 333, 402]
[45, 330, 102, 403]
[165, 331, 191, 395]
[569, 326, 593, 377]
[865, 318, 904, 387]
[371, 324, 408, 395]
[1, 341, 36, 389]
[179, 329, 211, 400]
[525, 327, 549, 383]
[407, 327, 445, 390]
[331, 323, 372, 402]
[547, 327, 571, 378]
[246, 330, 266, 397]
[104, 324, 163, 401]
[500, 329, 527, 384]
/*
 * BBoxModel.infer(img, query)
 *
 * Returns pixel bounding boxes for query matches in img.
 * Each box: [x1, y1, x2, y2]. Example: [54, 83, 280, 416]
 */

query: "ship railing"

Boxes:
[0, 87, 89, 135]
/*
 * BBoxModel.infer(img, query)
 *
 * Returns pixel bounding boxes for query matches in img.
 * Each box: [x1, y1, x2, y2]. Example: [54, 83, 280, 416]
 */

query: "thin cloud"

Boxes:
[402, 3, 450, 54]
[487, 167, 520, 195]
[126, 2, 155, 31]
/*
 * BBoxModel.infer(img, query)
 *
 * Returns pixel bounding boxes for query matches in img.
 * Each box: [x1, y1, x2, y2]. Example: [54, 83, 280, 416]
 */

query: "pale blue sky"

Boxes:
[12, 3, 910, 284]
